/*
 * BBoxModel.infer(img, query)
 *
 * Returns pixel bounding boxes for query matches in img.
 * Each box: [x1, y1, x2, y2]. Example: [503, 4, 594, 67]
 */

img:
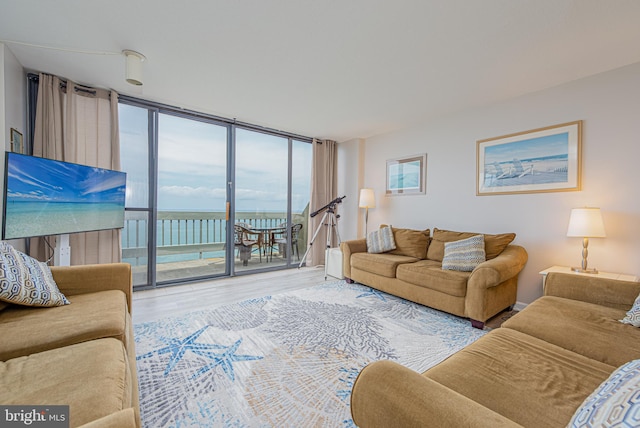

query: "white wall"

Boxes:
[337, 138, 365, 241]
[0, 44, 6, 153]
[3, 44, 26, 150]
[1, 43, 27, 250]
[339, 62, 640, 305]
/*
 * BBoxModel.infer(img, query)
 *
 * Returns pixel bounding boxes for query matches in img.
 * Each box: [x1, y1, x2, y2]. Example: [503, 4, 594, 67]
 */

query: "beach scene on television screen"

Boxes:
[4, 154, 126, 239]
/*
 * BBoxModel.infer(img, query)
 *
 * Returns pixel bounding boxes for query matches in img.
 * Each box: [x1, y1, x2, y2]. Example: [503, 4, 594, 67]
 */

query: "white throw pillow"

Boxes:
[621, 292, 640, 327]
[567, 359, 640, 427]
[0, 241, 69, 307]
[441, 235, 486, 272]
[367, 226, 396, 254]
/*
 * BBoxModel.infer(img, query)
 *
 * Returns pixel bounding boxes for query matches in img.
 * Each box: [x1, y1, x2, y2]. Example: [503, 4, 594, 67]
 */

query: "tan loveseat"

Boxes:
[0, 263, 140, 428]
[351, 272, 640, 427]
[341, 227, 528, 328]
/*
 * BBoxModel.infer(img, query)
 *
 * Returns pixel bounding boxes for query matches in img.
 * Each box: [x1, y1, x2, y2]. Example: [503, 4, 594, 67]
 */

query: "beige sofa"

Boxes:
[341, 227, 528, 328]
[0, 263, 140, 428]
[351, 272, 640, 427]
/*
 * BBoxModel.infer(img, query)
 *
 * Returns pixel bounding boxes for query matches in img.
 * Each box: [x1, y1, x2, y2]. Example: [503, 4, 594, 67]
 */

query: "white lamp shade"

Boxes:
[567, 208, 606, 238]
[123, 50, 146, 86]
[359, 188, 376, 208]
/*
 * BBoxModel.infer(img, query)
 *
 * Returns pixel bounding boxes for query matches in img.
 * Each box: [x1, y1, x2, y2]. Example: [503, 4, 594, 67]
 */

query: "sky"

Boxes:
[484, 132, 569, 165]
[119, 105, 312, 213]
[6, 153, 126, 204]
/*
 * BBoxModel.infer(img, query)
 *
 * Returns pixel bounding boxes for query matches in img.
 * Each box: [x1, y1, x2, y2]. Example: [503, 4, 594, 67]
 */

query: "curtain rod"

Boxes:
[28, 72, 109, 97]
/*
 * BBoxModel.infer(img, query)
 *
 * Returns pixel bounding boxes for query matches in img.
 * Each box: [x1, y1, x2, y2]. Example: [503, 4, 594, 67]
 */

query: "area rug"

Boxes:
[134, 280, 487, 427]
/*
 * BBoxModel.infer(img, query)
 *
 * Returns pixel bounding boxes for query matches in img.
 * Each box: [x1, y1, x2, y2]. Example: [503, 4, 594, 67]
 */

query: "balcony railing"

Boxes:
[122, 210, 308, 264]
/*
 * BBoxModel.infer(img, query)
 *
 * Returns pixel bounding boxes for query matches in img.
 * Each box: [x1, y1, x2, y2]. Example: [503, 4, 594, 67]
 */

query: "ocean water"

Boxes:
[3, 201, 124, 240]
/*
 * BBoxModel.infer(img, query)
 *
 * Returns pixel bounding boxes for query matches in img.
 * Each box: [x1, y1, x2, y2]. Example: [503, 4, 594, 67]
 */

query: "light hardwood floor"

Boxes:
[132, 266, 328, 324]
[132, 266, 514, 328]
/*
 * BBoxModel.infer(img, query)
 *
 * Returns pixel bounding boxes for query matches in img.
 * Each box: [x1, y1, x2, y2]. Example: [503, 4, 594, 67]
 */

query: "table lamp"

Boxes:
[566, 207, 606, 274]
[359, 188, 376, 235]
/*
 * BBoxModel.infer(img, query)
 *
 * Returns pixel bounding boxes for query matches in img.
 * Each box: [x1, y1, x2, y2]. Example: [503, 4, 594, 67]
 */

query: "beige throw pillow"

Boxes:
[427, 228, 515, 261]
[366, 226, 396, 254]
[442, 235, 486, 272]
[387, 227, 430, 259]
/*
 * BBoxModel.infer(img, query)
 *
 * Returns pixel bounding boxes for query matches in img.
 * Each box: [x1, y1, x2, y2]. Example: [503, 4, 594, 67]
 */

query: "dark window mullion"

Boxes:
[147, 108, 159, 287]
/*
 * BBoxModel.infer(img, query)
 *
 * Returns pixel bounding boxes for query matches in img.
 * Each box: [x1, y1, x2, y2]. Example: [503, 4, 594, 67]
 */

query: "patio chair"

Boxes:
[234, 224, 262, 266]
[273, 223, 303, 261]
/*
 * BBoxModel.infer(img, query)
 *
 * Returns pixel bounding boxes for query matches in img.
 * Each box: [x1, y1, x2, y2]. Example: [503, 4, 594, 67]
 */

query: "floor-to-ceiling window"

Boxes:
[118, 98, 312, 289]
[119, 103, 152, 286]
[233, 129, 311, 273]
[235, 129, 289, 272]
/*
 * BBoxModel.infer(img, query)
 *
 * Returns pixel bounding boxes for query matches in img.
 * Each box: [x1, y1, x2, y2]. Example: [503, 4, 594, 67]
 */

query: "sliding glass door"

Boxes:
[156, 114, 229, 283]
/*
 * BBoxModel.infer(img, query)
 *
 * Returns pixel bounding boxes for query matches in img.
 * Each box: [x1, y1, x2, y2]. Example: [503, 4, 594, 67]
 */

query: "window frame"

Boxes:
[118, 96, 312, 289]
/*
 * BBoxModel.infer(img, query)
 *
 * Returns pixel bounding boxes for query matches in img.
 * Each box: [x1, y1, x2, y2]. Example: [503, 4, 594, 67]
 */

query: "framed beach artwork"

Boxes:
[476, 121, 582, 196]
[386, 153, 427, 195]
[10, 128, 23, 154]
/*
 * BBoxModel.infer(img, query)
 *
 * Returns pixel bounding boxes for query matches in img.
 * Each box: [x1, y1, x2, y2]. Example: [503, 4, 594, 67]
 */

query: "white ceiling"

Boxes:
[1, 0, 640, 142]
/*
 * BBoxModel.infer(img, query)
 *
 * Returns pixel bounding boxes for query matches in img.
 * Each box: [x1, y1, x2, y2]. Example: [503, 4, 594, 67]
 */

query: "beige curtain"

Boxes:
[308, 138, 338, 266]
[31, 73, 122, 265]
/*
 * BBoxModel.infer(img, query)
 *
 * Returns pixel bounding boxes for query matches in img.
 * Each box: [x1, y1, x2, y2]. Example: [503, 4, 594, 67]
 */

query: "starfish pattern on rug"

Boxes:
[136, 325, 262, 380]
[190, 338, 263, 380]
[356, 287, 388, 301]
[136, 325, 211, 375]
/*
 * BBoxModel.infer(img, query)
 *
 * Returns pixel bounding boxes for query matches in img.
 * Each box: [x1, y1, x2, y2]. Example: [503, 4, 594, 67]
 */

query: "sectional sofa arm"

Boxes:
[351, 360, 523, 428]
[51, 263, 133, 314]
[341, 239, 367, 279]
[468, 245, 528, 290]
[544, 272, 640, 310]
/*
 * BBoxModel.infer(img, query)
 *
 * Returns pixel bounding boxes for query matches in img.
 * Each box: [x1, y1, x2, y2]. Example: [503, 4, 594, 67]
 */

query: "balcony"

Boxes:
[122, 210, 308, 285]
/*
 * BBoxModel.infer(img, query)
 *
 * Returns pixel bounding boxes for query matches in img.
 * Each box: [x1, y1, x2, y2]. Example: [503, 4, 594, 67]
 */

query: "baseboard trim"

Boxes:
[513, 301, 528, 311]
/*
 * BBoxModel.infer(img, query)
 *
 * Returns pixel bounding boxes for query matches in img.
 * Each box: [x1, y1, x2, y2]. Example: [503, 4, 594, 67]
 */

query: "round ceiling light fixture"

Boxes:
[123, 50, 146, 86]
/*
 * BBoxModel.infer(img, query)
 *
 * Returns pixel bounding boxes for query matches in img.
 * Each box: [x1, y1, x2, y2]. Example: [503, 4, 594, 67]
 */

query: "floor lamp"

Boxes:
[359, 188, 376, 236]
[566, 207, 606, 274]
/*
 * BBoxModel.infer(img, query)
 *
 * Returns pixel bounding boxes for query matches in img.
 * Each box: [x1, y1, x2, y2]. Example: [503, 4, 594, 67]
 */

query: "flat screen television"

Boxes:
[2, 152, 127, 240]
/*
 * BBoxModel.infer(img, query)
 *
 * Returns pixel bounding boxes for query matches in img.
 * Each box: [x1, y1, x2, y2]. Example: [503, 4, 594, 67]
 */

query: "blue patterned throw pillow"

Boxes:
[441, 235, 486, 272]
[567, 359, 640, 427]
[621, 293, 640, 327]
[0, 241, 69, 307]
[367, 226, 396, 254]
